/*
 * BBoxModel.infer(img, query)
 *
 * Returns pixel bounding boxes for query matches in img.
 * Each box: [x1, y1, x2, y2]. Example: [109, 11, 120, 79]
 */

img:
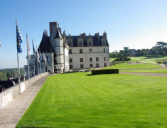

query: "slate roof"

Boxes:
[54, 28, 62, 39]
[67, 36, 109, 47]
[38, 32, 54, 53]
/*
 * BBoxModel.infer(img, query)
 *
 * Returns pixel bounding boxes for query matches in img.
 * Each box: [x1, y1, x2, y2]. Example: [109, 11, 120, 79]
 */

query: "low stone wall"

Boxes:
[0, 72, 49, 109]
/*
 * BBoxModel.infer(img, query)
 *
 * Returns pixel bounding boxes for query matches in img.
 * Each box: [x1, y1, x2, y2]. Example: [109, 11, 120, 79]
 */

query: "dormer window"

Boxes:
[68, 41, 72, 46]
[87, 39, 93, 46]
[102, 40, 106, 46]
[78, 39, 83, 46]
[79, 41, 82, 45]
[89, 41, 92, 45]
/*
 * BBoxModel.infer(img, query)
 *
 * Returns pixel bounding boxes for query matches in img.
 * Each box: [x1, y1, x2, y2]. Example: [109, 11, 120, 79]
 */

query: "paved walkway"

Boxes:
[0, 74, 50, 128]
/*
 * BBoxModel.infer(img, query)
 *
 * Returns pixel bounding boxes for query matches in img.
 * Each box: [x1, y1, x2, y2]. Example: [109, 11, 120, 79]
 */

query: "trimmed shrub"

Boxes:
[115, 57, 130, 62]
[91, 69, 119, 75]
[157, 61, 163, 64]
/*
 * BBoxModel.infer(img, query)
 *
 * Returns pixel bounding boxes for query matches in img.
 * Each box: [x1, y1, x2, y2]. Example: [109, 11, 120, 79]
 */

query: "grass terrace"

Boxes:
[110, 56, 167, 64]
[130, 56, 167, 64]
[17, 72, 167, 128]
[104, 63, 162, 69]
[120, 69, 167, 74]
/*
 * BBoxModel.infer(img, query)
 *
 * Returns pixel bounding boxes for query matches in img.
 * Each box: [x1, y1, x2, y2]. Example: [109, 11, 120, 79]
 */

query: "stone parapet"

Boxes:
[0, 72, 49, 109]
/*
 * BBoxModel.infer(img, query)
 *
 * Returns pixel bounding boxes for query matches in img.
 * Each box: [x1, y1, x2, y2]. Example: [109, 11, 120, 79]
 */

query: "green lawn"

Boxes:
[17, 73, 167, 128]
[129, 56, 167, 64]
[104, 63, 162, 69]
[110, 56, 167, 64]
[120, 69, 167, 74]
[110, 58, 115, 61]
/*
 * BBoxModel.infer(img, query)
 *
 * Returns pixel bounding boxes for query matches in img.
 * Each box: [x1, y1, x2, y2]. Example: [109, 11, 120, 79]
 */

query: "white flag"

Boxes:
[43, 52, 46, 63]
[26, 34, 31, 60]
[36, 48, 40, 63]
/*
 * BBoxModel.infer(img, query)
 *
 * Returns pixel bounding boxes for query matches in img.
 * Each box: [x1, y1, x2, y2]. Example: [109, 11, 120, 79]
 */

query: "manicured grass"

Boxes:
[130, 56, 167, 64]
[110, 56, 167, 64]
[120, 69, 167, 74]
[104, 63, 162, 69]
[17, 73, 167, 128]
[110, 58, 115, 61]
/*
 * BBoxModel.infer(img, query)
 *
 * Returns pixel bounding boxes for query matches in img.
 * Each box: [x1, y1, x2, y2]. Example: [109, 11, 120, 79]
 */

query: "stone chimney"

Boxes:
[49, 22, 57, 36]
[95, 32, 99, 41]
[103, 31, 107, 39]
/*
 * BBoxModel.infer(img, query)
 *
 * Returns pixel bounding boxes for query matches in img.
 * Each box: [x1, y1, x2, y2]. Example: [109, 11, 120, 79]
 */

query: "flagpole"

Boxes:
[26, 34, 30, 84]
[36, 46, 39, 76]
[16, 19, 21, 94]
[46, 52, 48, 72]
[32, 40, 35, 78]
[43, 52, 45, 72]
[39, 50, 41, 74]
[40, 61, 41, 74]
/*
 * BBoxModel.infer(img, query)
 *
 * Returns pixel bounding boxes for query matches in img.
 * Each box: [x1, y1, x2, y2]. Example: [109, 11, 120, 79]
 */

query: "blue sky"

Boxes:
[0, 0, 167, 68]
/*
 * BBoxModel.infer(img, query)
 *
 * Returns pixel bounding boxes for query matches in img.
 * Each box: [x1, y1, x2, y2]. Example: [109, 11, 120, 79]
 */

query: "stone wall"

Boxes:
[69, 46, 110, 69]
[0, 72, 49, 109]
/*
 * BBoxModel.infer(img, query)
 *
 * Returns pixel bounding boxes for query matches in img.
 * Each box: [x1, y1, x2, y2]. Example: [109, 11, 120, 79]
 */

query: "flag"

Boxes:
[43, 52, 46, 63]
[39, 49, 42, 62]
[32, 40, 36, 54]
[36, 48, 40, 62]
[26, 34, 31, 60]
[46, 53, 50, 62]
[16, 25, 23, 53]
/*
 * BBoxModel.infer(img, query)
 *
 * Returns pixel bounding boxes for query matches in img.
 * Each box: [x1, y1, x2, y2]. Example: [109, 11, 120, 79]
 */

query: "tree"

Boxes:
[161, 50, 165, 56]
[156, 42, 167, 49]
[119, 54, 123, 58]
[113, 53, 117, 58]
[0, 72, 3, 80]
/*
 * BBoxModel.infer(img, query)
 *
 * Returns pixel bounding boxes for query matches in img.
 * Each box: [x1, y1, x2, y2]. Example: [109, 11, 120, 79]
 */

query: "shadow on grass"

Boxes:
[86, 74, 94, 76]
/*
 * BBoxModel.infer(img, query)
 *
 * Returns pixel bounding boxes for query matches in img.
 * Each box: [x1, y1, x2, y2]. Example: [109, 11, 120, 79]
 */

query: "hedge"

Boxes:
[91, 69, 119, 75]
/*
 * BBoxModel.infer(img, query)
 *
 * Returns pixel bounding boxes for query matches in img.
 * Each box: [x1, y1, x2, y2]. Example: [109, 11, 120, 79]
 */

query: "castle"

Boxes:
[24, 22, 110, 78]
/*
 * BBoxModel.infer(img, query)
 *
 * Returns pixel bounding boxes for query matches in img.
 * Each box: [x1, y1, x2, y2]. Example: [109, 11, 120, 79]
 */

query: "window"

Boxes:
[90, 64, 93, 67]
[104, 48, 105, 53]
[96, 57, 99, 61]
[69, 58, 72, 63]
[89, 41, 92, 45]
[68, 41, 71, 46]
[80, 49, 83, 54]
[90, 58, 92, 62]
[80, 64, 83, 68]
[69, 49, 72, 54]
[96, 63, 99, 67]
[89, 49, 92, 53]
[70, 65, 73, 69]
[104, 57, 106, 61]
[79, 41, 82, 45]
[80, 58, 83, 62]
[104, 63, 107, 67]
[102, 41, 106, 46]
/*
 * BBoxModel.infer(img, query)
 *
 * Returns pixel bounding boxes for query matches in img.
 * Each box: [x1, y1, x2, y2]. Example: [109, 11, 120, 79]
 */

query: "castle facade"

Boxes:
[24, 22, 110, 78]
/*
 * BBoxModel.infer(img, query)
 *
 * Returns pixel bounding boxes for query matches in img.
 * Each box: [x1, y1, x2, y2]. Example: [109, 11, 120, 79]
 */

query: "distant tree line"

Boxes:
[0, 68, 25, 81]
[110, 42, 167, 58]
